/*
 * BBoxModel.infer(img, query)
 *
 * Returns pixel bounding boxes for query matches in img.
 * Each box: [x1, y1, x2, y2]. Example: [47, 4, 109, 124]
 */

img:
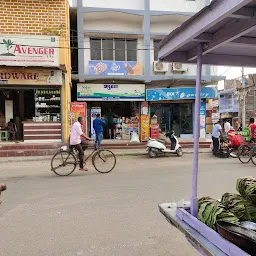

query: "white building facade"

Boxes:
[71, 0, 223, 139]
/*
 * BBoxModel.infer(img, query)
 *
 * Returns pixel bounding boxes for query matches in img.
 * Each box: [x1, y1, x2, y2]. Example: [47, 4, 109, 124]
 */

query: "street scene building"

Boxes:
[70, 0, 223, 141]
[2, 1, 256, 256]
[0, 0, 71, 142]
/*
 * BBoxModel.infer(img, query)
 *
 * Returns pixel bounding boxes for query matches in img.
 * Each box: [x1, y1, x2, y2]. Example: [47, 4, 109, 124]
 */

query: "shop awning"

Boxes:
[159, 0, 256, 67]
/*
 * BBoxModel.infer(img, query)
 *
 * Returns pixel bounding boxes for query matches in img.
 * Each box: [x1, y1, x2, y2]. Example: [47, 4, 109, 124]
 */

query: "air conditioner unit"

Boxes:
[153, 61, 169, 72]
[172, 63, 187, 73]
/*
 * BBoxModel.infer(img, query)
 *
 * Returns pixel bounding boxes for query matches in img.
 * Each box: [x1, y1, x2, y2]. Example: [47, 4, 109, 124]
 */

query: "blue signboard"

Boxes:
[200, 101, 206, 130]
[89, 61, 142, 76]
[146, 87, 217, 101]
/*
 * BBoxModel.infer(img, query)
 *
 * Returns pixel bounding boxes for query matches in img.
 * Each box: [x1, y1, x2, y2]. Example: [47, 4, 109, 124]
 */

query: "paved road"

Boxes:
[0, 154, 255, 256]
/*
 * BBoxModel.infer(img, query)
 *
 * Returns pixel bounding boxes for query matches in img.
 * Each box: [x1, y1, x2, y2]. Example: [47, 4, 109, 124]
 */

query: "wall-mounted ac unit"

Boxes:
[172, 63, 187, 73]
[153, 61, 169, 72]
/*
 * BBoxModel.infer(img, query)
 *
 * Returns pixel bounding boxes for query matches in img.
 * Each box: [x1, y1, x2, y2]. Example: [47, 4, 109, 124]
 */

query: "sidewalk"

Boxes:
[0, 148, 211, 163]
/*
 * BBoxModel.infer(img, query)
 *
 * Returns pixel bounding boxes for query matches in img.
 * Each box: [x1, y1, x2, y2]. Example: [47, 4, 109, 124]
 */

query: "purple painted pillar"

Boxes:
[191, 43, 203, 217]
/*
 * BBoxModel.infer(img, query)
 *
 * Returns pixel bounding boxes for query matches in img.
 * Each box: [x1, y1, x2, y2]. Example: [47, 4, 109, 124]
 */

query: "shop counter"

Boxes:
[22, 121, 62, 142]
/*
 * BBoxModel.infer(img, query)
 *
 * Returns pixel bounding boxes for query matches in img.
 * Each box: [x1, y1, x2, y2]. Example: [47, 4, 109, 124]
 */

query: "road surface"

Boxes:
[0, 154, 255, 256]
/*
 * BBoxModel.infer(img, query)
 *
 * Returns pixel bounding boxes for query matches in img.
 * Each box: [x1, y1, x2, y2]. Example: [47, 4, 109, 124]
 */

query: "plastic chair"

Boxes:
[0, 130, 9, 141]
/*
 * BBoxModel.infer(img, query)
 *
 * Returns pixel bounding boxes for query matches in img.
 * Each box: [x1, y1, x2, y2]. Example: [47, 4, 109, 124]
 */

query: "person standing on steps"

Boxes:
[93, 114, 106, 148]
[105, 108, 116, 139]
[70, 117, 93, 172]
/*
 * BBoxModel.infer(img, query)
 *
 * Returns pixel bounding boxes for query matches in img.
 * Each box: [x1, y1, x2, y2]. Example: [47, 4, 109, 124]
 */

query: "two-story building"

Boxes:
[0, 0, 71, 143]
[70, 0, 223, 139]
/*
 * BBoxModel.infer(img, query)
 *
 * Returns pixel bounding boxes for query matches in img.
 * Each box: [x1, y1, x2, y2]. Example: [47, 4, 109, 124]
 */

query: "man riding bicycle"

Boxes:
[70, 117, 93, 171]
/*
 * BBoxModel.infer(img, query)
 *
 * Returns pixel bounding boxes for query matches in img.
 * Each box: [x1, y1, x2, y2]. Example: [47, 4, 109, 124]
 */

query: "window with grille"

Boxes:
[90, 38, 137, 61]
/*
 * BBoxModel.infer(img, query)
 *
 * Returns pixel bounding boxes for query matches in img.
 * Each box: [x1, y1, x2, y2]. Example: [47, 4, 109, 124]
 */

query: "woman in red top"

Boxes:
[249, 118, 256, 142]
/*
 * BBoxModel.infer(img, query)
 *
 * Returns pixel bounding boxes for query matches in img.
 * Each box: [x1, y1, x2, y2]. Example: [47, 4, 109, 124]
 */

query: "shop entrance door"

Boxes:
[151, 102, 193, 137]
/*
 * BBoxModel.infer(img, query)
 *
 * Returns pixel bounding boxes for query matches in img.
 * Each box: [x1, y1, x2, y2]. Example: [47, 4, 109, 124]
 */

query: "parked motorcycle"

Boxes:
[147, 130, 182, 158]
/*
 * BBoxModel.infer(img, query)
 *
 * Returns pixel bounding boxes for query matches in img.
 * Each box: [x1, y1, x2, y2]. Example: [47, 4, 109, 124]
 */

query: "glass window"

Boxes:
[90, 38, 137, 61]
[126, 39, 137, 61]
[102, 39, 113, 60]
[114, 39, 125, 61]
[90, 38, 101, 60]
[154, 40, 161, 61]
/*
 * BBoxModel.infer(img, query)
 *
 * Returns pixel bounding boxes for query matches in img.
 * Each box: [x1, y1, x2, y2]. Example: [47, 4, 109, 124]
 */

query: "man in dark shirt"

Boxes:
[105, 108, 116, 139]
[93, 114, 106, 148]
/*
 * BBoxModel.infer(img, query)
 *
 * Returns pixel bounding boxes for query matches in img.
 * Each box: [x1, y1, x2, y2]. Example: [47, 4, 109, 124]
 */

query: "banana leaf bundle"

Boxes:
[236, 177, 256, 204]
[198, 197, 239, 230]
[221, 193, 247, 220]
[244, 200, 256, 222]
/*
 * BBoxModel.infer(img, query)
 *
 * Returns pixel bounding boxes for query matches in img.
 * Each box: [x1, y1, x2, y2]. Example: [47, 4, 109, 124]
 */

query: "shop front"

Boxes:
[0, 68, 62, 142]
[0, 34, 67, 142]
[146, 87, 217, 138]
[219, 90, 239, 127]
[77, 83, 145, 140]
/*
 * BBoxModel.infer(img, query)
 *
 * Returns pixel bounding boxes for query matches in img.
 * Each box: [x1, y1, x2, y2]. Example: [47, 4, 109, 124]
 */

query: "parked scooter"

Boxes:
[147, 130, 182, 158]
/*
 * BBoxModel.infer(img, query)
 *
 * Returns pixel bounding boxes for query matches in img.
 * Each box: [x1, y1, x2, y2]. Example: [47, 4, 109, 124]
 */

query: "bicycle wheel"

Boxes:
[51, 150, 77, 176]
[237, 145, 251, 164]
[250, 146, 256, 166]
[92, 149, 116, 173]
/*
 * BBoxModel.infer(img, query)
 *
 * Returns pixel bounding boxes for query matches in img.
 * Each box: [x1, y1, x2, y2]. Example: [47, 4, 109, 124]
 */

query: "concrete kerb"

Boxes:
[0, 149, 211, 163]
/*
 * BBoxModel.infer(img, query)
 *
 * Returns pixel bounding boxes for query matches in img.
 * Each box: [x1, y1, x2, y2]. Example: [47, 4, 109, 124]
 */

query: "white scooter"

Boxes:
[146, 130, 183, 158]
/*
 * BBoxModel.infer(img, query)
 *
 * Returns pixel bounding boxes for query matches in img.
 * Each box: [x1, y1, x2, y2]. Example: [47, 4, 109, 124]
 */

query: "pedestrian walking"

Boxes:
[93, 114, 106, 148]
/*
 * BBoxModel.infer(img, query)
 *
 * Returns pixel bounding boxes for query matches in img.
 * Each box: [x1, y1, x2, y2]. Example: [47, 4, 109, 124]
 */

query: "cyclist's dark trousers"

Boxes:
[212, 136, 219, 155]
[72, 144, 84, 168]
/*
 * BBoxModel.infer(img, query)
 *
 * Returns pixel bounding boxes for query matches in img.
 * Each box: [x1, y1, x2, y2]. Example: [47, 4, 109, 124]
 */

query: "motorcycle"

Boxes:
[147, 130, 182, 158]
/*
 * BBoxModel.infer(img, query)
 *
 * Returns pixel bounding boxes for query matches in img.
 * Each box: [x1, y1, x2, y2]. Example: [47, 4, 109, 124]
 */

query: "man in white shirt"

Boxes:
[70, 117, 93, 171]
[224, 120, 231, 134]
[212, 120, 223, 155]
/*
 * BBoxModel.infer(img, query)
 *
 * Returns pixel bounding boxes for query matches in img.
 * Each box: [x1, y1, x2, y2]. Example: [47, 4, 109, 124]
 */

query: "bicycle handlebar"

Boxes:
[0, 184, 6, 204]
[0, 184, 6, 192]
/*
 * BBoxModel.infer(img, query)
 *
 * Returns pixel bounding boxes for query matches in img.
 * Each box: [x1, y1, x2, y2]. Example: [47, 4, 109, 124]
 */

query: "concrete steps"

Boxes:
[0, 141, 211, 157]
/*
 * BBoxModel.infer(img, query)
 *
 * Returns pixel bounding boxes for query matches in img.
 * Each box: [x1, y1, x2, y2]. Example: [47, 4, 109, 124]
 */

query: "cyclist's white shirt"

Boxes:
[70, 121, 83, 145]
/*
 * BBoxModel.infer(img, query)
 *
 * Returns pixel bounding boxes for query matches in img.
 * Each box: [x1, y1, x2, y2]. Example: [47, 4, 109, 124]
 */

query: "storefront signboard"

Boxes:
[212, 113, 220, 124]
[0, 68, 62, 85]
[89, 61, 142, 76]
[146, 87, 217, 101]
[0, 35, 59, 67]
[200, 101, 206, 138]
[77, 84, 145, 101]
[91, 107, 101, 139]
[141, 102, 149, 115]
[71, 102, 87, 135]
[140, 114, 150, 142]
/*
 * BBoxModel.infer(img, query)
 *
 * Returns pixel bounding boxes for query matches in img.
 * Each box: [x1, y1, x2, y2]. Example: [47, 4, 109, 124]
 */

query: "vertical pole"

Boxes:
[242, 67, 246, 128]
[77, 0, 85, 82]
[191, 44, 203, 217]
[144, 0, 150, 82]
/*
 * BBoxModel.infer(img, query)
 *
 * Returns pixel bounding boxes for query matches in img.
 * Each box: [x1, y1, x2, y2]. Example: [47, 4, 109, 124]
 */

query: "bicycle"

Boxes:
[237, 141, 255, 164]
[51, 142, 116, 176]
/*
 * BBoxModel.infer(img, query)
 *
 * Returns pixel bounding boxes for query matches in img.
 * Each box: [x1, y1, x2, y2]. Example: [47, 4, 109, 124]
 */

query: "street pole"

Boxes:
[191, 43, 202, 218]
[242, 67, 246, 128]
